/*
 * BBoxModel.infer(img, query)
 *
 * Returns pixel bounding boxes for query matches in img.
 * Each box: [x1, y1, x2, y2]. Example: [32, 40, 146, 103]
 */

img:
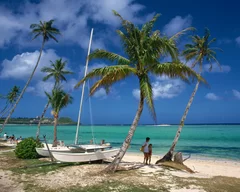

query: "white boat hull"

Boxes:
[36, 144, 112, 157]
[36, 146, 71, 157]
[52, 148, 119, 163]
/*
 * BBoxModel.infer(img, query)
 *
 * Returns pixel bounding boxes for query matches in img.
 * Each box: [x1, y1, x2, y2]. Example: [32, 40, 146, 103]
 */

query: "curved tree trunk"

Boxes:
[52, 115, 58, 147]
[0, 104, 12, 118]
[36, 101, 50, 140]
[0, 40, 45, 133]
[0, 103, 9, 115]
[36, 82, 57, 140]
[104, 93, 144, 173]
[156, 80, 200, 163]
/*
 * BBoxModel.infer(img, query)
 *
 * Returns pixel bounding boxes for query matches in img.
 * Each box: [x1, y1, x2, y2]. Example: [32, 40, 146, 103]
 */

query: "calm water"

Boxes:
[2, 124, 240, 160]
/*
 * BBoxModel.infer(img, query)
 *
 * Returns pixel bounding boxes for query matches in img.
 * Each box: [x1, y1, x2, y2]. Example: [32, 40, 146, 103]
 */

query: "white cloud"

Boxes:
[205, 93, 221, 100]
[0, 0, 154, 49]
[232, 89, 240, 99]
[132, 78, 185, 100]
[0, 49, 76, 98]
[27, 78, 78, 97]
[203, 64, 231, 73]
[0, 49, 65, 80]
[163, 15, 192, 36]
[26, 81, 55, 97]
[236, 36, 240, 46]
[92, 88, 107, 99]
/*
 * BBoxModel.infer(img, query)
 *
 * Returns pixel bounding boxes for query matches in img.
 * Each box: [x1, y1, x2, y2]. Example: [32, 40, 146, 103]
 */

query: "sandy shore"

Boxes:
[0, 148, 240, 191]
[123, 152, 240, 178]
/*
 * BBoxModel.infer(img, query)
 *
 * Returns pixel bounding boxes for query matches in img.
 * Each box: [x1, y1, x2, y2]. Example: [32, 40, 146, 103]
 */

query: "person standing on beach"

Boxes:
[142, 137, 150, 164]
[148, 144, 152, 164]
[3, 133, 7, 140]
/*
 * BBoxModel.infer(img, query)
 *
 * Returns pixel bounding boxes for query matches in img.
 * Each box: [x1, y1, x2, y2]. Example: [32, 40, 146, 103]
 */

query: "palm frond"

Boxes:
[150, 62, 207, 84]
[141, 14, 161, 35]
[32, 33, 41, 41]
[48, 33, 58, 42]
[89, 49, 130, 65]
[170, 27, 196, 42]
[139, 75, 156, 122]
[75, 65, 136, 90]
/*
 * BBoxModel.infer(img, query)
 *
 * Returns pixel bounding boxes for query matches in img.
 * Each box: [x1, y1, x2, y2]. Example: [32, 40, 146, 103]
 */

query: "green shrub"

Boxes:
[15, 137, 43, 159]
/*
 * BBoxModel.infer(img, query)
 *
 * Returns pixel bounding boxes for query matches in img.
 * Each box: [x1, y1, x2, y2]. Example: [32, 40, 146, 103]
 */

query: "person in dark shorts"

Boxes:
[148, 144, 152, 164]
[142, 137, 150, 164]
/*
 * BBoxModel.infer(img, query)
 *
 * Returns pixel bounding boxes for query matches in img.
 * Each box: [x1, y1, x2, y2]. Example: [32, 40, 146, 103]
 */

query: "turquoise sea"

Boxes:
[1, 124, 240, 160]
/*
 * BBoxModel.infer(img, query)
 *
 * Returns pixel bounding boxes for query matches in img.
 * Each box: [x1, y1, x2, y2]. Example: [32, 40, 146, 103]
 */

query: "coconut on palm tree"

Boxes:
[75, 11, 205, 173]
[0, 86, 21, 117]
[36, 58, 73, 139]
[157, 28, 222, 163]
[0, 20, 60, 133]
[45, 86, 73, 147]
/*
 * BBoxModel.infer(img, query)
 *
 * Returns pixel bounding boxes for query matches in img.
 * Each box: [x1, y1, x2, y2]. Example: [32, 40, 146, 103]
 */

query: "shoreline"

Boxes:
[126, 151, 240, 163]
[123, 152, 240, 178]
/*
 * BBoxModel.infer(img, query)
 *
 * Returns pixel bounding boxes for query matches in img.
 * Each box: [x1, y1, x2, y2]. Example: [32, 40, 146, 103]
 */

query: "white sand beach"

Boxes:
[0, 148, 240, 192]
[123, 152, 240, 178]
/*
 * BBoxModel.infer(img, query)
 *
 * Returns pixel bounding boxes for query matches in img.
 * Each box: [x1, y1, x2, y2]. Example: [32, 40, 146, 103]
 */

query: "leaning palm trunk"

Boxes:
[104, 93, 144, 173]
[0, 41, 45, 133]
[36, 101, 50, 139]
[156, 80, 200, 163]
[0, 104, 9, 115]
[52, 115, 58, 147]
[0, 105, 11, 118]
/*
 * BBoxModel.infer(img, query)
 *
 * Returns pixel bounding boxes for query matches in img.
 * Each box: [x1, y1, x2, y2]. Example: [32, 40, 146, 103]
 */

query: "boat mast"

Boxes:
[74, 28, 94, 145]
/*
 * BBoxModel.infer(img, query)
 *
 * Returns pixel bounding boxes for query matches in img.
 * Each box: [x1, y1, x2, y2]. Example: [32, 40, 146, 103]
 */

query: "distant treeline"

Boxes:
[0, 117, 76, 125]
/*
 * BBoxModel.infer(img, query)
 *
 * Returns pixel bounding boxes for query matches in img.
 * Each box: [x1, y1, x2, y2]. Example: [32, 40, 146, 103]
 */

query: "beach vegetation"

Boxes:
[36, 58, 73, 139]
[158, 28, 222, 162]
[15, 137, 43, 159]
[75, 10, 205, 173]
[45, 87, 73, 147]
[0, 85, 20, 118]
[0, 19, 61, 133]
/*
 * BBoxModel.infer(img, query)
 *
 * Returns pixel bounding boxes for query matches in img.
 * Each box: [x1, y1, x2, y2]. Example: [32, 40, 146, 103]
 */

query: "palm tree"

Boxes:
[158, 28, 222, 162]
[45, 86, 73, 147]
[0, 86, 21, 117]
[75, 11, 205, 173]
[0, 20, 61, 133]
[36, 59, 73, 139]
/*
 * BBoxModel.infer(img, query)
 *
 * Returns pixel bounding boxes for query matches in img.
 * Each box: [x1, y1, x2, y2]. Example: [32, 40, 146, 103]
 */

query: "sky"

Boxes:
[0, 0, 240, 124]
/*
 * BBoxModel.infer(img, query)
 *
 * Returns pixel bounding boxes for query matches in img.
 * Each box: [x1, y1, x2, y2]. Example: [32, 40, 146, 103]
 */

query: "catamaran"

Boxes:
[36, 28, 119, 161]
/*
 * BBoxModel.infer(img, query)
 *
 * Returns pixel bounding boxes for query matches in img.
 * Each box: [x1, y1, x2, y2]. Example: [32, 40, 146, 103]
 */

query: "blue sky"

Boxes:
[0, 0, 240, 124]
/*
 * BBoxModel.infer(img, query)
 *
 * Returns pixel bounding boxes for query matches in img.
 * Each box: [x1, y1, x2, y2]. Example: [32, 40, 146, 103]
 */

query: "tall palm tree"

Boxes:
[158, 28, 222, 162]
[75, 11, 205, 173]
[36, 59, 73, 139]
[0, 20, 61, 133]
[45, 86, 73, 147]
[0, 86, 21, 117]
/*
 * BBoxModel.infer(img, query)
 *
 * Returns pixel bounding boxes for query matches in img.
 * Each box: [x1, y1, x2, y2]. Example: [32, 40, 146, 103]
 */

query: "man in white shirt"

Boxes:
[142, 137, 150, 164]
[3, 133, 7, 140]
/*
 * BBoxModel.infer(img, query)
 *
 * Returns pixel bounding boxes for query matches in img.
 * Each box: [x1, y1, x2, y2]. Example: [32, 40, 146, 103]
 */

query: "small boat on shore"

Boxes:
[51, 148, 119, 163]
[36, 143, 112, 157]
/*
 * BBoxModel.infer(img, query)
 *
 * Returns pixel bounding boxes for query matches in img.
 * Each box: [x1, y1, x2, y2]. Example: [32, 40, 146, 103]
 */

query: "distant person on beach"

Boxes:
[3, 133, 7, 140]
[142, 137, 150, 164]
[148, 144, 152, 164]
[101, 140, 105, 151]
